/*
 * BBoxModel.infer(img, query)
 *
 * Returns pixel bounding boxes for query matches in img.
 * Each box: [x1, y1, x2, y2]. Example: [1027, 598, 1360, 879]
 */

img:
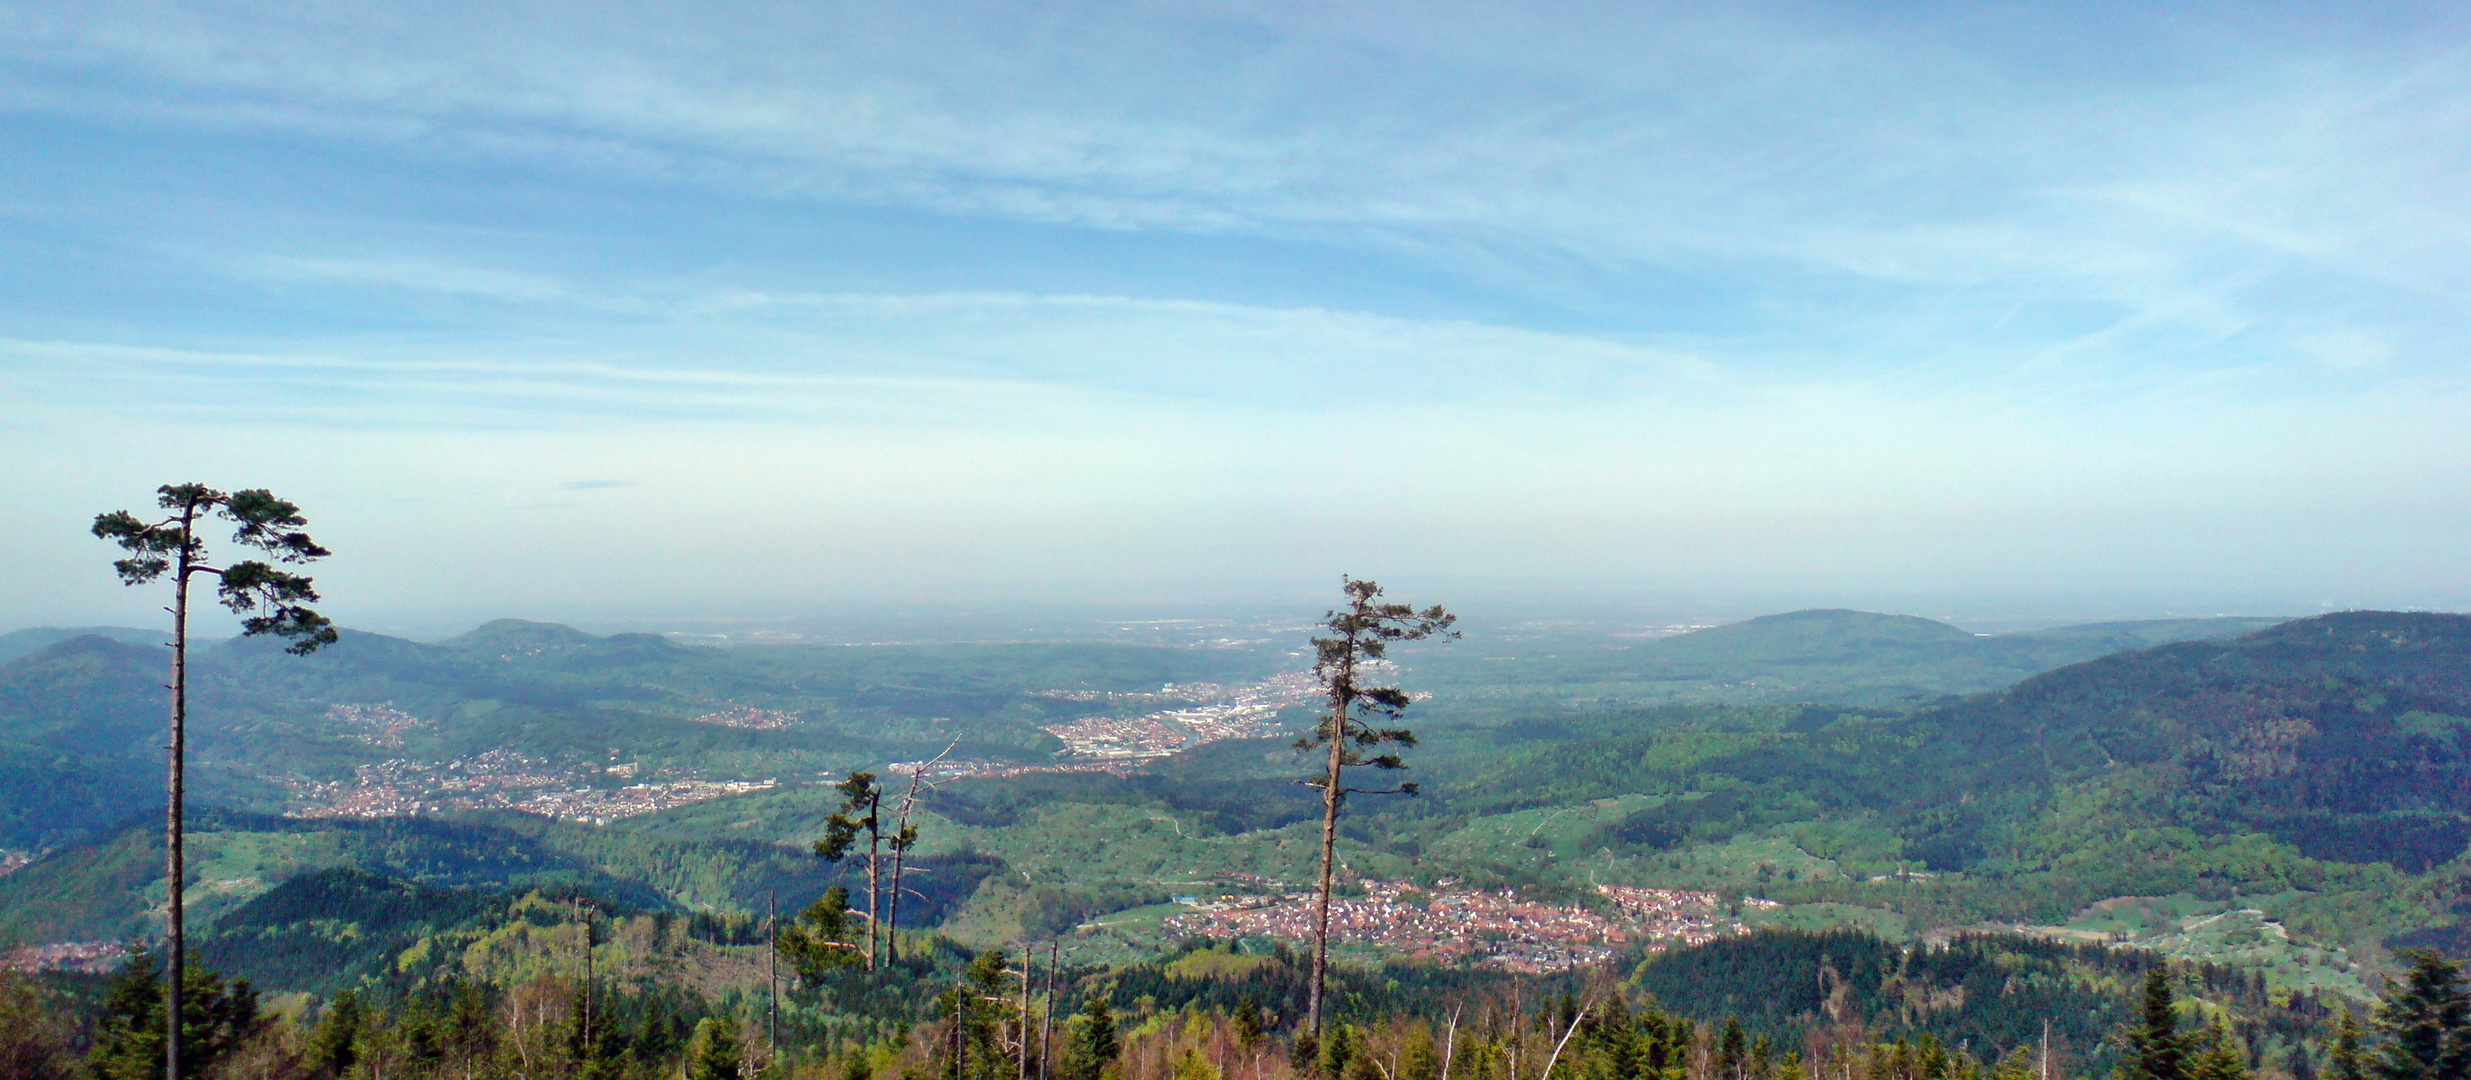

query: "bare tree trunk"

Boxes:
[1041, 940, 1057, 1080]
[888, 740, 955, 966]
[769, 891, 780, 1059]
[579, 904, 592, 1050]
[165, 510, 194, 1080]
[884, 837, 906, 968]
[866, 816, 882, 970]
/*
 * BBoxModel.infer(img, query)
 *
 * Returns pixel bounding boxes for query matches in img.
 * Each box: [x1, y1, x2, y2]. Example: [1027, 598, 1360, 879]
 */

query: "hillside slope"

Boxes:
[1409, 609, 2286, 706]
[0, 637, 174, 848]
[1913, 610, 2471, 870]
[1372, 612, 2471, 965]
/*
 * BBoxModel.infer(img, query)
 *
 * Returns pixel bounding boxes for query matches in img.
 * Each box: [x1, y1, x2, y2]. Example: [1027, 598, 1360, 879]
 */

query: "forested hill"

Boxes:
[0, 635, 177, 848]
[1407, 608, 2286, 706]
[8, 607, 2465, 981]
[1906, 610, 2471, 872]
[0, 625, 162, 664]
[1379, 610, 2471, 962]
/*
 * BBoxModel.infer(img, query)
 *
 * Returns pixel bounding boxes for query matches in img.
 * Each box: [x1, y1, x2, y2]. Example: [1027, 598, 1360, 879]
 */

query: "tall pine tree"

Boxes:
[1297, 577, 1454, 1033]
[93, 485, 334, 1080]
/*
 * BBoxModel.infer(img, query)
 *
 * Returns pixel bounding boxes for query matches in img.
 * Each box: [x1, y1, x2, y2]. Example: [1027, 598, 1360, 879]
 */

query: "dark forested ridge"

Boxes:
[1905, 611, 2471, 870]
[1396, 611, 2471, 876]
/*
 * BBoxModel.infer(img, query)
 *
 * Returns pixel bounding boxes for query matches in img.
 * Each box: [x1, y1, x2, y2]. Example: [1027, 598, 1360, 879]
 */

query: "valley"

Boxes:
[5, 605, 2468, 1067]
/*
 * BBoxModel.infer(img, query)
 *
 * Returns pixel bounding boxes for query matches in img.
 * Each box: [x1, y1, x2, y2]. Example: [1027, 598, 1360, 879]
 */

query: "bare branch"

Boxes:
[1541, 1002, 1591, 1080]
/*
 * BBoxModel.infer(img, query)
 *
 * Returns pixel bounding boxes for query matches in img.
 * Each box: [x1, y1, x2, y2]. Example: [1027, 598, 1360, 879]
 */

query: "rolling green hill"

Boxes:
[1355, 611, 2471, 971]
[0, 637, 179, 849]
[0, 625, 164, 664]
[1408, 609, 2287, 707]
[0, 807, 1003, 950]
[7, 608, 2464, 1000]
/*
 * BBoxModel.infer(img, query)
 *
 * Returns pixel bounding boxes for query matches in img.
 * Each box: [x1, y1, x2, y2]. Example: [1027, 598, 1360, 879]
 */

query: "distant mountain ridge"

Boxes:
[1415, 607, 2290, 705]
[0, 624, 167, 664]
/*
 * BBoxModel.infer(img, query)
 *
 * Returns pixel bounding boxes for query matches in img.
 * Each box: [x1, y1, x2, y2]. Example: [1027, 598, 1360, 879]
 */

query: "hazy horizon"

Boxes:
[0, 588, 2409, 651]
[5, 4, 2465, 630]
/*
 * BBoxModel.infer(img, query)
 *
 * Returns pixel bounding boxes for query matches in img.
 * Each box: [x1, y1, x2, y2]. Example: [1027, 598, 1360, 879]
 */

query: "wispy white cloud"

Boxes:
[0, 2, 2465, 620]
[243, 255, 577, 303]
[8, 3, 2464, 320]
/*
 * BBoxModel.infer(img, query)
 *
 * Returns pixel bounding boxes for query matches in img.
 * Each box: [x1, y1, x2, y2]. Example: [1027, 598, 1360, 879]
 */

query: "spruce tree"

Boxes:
[446, 983, 496, 1080]
[1992, 1047, 2037, 1080]
[1718, 1018, 1747, 1080]
[688, 1017, 745, 1080]
[1911, 1035, 1950, 1080]
[2329, 1012, 2369, 1080]
[1320, 1023, 1358, 1080]
[1593, 1001, 1639, 1080]
[1066, 995, 1118, 1080]
[305, 989, 364, 1079]
[2371, 951, 2471, 1080]
[85, 944, 260, 1080]
[1233, 996, 1264, 1052]
[2189, 1022, 2252, 1080]
[1403, 1023, 1439, 1080]
[959, 949, 1017, 1080]
[2125, 968, 2192, 1080]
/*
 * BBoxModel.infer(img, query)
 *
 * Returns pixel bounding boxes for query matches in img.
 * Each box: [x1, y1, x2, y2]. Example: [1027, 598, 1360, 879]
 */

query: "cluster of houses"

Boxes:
[683, 704, 801, 730]
[281, 750, 772, 824]
[1162, 879, 1750, 972]
[325, 702, 426, 748]
[1040, 671, 1320, 759]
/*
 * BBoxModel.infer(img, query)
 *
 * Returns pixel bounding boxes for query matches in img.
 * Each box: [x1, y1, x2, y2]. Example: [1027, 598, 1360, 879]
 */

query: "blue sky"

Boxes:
[3, 2, 2466, 634]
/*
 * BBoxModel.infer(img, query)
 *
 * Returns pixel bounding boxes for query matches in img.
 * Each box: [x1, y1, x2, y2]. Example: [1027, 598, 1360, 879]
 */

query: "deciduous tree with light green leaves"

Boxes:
[92, 484, 335, 1080]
